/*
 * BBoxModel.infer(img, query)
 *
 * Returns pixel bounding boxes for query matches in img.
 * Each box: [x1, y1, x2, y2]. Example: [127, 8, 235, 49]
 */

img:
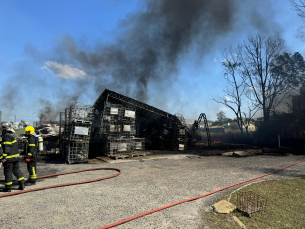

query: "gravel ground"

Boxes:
[0, 153, 305, 229]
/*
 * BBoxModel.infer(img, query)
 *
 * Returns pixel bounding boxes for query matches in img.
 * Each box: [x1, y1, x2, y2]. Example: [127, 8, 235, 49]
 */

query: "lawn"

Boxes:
[13, 128, 26, 137]
[202, 177, 305, 229]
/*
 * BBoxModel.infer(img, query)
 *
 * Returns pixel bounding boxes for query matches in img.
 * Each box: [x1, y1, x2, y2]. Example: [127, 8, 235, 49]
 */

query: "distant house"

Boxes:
[243, 123, 256, 132]
[18, 123, 27, 129]
[13, 122, 19, 129]
[223, 122, 256, 132]
[205, 122, 213, 128]
[223, 122, 240, 132]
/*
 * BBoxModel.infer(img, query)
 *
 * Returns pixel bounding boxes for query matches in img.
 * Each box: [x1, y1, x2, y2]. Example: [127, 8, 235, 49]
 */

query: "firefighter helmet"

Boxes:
[1, 122, 13, 132]
[25, 126, 35, 135]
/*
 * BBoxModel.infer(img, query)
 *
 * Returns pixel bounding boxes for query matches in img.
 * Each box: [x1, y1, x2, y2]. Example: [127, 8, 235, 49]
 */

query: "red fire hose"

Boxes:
[100, 159, 305, 229]
[0, 167, 122, 198]
[0, 160, 304, 228]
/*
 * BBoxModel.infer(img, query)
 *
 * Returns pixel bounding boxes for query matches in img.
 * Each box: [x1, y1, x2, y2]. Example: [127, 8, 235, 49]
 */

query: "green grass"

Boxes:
[202, 177, 305, 229]
[13, 128, 26, 137]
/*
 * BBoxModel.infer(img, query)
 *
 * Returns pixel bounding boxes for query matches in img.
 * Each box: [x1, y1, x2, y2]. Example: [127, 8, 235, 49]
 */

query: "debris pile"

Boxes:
[36, 123, 59, 137]
[60, 103, 93, 163]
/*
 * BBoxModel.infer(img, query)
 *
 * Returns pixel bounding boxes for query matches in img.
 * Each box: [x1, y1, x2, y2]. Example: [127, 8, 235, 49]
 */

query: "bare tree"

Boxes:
[290, 0, 305, 17]
[213, 47, 258, 135]
[237, 34, 285, 123]
[290, 0, 305, 38]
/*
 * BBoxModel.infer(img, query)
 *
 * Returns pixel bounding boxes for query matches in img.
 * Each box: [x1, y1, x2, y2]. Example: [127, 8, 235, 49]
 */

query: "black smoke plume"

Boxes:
[1, 0, 281, 121]
[56, 0, 279, 102]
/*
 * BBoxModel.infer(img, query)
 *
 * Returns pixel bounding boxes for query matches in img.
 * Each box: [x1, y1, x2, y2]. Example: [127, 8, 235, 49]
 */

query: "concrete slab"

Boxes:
[221, 152, 233, 156]
[233, 216, 247, 228]
[107, 154, 190, 163]
[212, 200, 236, 214]
[233, 151, 248, 157]
[221, 149, 262, 157]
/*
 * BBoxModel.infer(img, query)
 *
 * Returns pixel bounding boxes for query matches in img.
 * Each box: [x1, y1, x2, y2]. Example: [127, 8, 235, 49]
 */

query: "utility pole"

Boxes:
[15, 115, 16, 123]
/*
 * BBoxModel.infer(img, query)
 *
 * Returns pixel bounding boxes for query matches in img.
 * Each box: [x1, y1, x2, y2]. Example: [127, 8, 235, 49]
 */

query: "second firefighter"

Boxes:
[24, 126, 38, 186]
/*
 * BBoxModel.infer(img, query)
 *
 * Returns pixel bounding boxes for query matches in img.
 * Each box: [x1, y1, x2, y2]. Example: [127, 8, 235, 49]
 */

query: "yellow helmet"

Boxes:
[25, 126, 35, 135]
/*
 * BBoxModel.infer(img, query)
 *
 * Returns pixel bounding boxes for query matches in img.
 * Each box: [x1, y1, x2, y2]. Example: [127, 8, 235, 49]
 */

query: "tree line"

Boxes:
[213, 31, 305, 136]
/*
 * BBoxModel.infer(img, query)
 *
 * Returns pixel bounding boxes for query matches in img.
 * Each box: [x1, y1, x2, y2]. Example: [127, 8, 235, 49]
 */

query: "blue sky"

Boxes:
[0, 0, 304, 124]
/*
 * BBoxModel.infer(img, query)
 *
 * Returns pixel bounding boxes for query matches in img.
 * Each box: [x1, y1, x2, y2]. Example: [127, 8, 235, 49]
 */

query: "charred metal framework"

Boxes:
[91, 89, 190, 154]
[193, 113, 211, 146]
[60, 103, 93, 163]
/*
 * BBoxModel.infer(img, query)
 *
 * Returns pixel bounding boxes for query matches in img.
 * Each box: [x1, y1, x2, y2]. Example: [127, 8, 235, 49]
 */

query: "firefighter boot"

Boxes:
[3, 186, 12, 192]
[18, 180, 25, 190]
[25, 179, 36, 186]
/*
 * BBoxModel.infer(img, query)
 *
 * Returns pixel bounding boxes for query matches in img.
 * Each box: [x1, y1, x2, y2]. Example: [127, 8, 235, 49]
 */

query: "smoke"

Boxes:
[57, 0, 240, 102]
[38, 100, 58, 122]
[1, 0, 283, 122]
[38, 94, 81, 122]
[47, 0, 281, 108]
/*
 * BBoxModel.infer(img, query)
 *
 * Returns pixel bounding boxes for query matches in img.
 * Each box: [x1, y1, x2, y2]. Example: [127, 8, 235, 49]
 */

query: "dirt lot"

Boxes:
[0, 147, 305, 229]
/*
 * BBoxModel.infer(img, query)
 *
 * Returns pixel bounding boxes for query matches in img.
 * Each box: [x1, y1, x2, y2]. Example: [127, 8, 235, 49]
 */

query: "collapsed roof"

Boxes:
[92, 89, 189, 150]
[93, 89, 180, 123]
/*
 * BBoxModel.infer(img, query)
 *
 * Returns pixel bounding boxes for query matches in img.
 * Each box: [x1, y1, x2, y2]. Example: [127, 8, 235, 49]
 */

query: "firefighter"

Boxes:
[24, 126, 38, 186]
[0, 123, 25, 192]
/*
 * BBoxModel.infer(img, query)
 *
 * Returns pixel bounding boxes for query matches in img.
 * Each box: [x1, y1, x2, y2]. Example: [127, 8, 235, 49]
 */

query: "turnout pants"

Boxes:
[3, 159, 25, 188]
[26, 160, 37, 181]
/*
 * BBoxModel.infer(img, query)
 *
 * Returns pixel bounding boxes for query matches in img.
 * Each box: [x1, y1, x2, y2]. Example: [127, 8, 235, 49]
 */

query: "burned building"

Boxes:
[90, 89, 190, 158]
[58, 89, 211, 161]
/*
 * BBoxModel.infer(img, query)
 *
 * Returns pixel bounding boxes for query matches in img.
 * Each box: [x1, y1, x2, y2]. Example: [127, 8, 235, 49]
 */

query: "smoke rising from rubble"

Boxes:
[1, 0, 282, 122]
[38, 95, 81, 122]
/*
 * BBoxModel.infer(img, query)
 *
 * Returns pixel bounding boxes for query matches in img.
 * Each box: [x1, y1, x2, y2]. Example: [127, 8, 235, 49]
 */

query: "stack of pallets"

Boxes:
[60, 103, 93, 163]
[94, 103, 145, 159]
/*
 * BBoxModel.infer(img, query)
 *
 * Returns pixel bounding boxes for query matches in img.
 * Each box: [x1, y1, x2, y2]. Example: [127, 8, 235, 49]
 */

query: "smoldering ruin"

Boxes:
[3, 0, 305, 163]
[33, 84, 304, 164]
[58, 89, 210, 163]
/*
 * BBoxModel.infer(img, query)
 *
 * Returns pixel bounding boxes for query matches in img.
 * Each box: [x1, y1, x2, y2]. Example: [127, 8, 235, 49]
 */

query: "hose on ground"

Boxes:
[0, 167, 122, 198]
[100, 159, 305, 229]
[1, 160, 304, 228]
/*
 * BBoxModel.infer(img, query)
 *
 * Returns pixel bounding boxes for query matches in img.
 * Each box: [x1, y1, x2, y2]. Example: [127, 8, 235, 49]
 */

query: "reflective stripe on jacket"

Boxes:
[1, 133, 19, 160]
[0, 144, 3, 159]
[24, 135, 38, 158]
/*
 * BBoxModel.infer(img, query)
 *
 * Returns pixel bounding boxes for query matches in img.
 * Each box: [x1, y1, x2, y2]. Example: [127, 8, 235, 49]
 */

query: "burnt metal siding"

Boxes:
[92, 89, 186, 150]
[93, 89, 182, 127]
[93, 89, 178, 121]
